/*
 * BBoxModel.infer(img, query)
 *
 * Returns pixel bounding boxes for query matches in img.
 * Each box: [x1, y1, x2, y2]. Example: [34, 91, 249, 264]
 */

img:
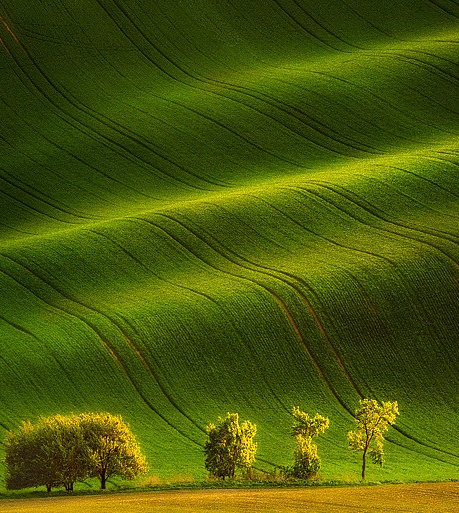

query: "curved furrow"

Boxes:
[338, 0, 402, 41]
[89, 222, 313, 425]
[0, 98, 162, 204]
[2, 1, 456, 198]
[425, 0, 459, 18]
[2, 0, 459, 482]
[0, 171, 98, 221]
[55, 1, 394, 161]
[129, 3, 242, 77]
[157, 94, 352, 164]
[368, 170, 459, 228]
[142, 211, 366, 406]
[55, 84, 231, 190]
[62, 33, 459, 164]
[306, 179, 459, 259]
[372, 58, 459, 126]
[94, 0, 202, 82]
[270, 0, 354, 53]
[0, 10, 26, 55]
[86, 226, 295, 421]
[394, 157, 459, 202]
[298, 176, 459, 240]
[155, 206, 459, 461]
[75, 88, 245, 180]
[269, 75, 421, 146]
[276, 187, 400, 265]
[0, 251, 205, 445]
[160, 195, 459, 452]
[160, 94, 308, 167]
[390, 51, 459, 90]
[0, 17, 90, 123]
[123, 327, 206, 437]
[0, 314, 86, 402]
[288, 0, 364, 49]
[267, 292, 356, 416]
[320, 268, 459, 462]
[0, 140, 124, 213]
[0, 84, 192, 203]
[284, 180, 458, 368]
[404, 45, 459, 78]
[52, 80, 227, 191]
[328, 173, 459, 239]
[207, 80, 385, 156]
[0, 183, 81, 226]
[82, 19, 450, 160]
[126, 215, 349, 404]
[0, 28, 215, 194]
[308, 69, 459, 136]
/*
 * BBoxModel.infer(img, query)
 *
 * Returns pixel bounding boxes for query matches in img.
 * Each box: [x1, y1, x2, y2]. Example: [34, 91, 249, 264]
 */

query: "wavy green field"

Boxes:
[1, 0, 459, 488]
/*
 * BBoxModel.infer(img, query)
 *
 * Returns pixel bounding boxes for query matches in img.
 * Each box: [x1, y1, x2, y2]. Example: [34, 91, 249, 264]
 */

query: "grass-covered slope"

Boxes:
[1, 0, 459, 485]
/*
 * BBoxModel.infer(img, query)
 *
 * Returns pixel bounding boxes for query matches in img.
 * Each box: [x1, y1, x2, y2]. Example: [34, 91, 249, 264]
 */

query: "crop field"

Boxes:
[1, 483, 459, 513]
[1, 0, 459, 490]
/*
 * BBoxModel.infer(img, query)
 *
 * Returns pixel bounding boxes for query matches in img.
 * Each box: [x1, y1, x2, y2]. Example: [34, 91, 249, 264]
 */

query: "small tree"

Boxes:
[348, 398, 399, 480]
[204, 412, 257, 480]
[78, 412, 148, 490]
[286, 407, 329, 479]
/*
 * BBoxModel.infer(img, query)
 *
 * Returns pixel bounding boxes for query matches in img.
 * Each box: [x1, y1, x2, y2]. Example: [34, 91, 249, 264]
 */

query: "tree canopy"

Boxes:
[348, 399, 399, 480]
[4, 412, 147, 491]
[78, 412, 148, 489]
[283, 407, 330, 479]
[204, 412, 257, 480]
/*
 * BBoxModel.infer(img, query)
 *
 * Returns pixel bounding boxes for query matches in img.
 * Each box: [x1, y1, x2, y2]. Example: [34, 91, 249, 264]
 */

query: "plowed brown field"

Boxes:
[1, 482, 458, 512]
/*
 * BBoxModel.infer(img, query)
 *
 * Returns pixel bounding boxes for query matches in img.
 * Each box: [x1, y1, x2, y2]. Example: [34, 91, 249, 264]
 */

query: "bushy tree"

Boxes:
[4, 412, 147, 491]
[36, 414, 87, 492]
[78, 412, 148, 489]
[348, 398, 399, 480]
[4, 420, 47, 491]
[4, 416, 87, 492]
[284, 407, 330, 479]
[204, 412, 257, 480]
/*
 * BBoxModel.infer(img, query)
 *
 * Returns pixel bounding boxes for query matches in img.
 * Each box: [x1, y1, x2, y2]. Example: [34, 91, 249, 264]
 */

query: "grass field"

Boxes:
[1, 483, 459, 512]
[1, 0, 459, 489]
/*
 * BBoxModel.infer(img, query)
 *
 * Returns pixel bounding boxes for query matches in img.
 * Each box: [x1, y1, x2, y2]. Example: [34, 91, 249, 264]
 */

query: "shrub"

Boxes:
[204, 412, 257, 480]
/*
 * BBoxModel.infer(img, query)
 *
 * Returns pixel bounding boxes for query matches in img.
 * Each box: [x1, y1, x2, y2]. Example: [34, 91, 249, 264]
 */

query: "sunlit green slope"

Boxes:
[1, 0, 459, 485]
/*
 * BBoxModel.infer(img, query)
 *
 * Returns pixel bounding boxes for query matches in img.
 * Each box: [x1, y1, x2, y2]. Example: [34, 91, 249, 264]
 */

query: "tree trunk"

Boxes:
[101, 469, 107, 490]
[362, 448, 367, 481]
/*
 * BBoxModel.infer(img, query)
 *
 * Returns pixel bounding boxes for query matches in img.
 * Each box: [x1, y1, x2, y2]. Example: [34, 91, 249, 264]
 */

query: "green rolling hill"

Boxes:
[1, 0, 459, 486]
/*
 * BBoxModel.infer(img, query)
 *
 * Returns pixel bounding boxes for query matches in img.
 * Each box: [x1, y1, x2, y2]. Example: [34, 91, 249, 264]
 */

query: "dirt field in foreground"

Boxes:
[1, 482, 458, 513]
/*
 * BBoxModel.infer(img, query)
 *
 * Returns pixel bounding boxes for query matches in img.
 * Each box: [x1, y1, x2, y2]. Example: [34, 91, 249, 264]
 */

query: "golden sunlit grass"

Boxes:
[1, 482, 458, 513]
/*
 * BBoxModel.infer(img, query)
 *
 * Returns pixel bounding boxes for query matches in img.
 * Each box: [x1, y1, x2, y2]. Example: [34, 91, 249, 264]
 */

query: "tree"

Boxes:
[4, 416, 87, 492]
[3, 412, 147, 492]
[4, 420, 47, 491]
[204, 412, 257, 479]
[284, 407, 329, 479]
[78, 412, 148, 490]
[35, 414, 88, 492]
[348, 398, 399, 480]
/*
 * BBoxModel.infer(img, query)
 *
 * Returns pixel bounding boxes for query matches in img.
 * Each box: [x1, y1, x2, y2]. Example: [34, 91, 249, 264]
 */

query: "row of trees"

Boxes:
[3, 399, 398, 492]
[4, 412, 147, 492]
[204, 399, 399, 481]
